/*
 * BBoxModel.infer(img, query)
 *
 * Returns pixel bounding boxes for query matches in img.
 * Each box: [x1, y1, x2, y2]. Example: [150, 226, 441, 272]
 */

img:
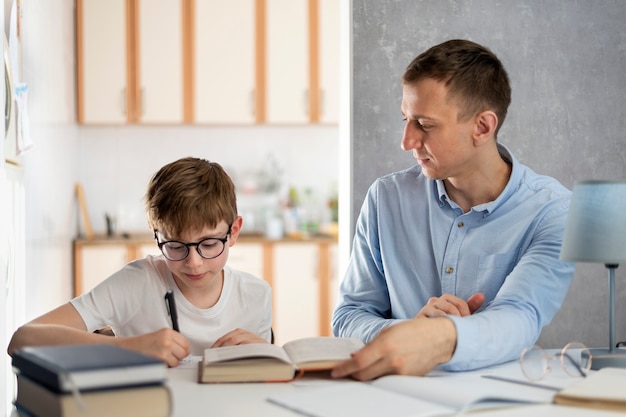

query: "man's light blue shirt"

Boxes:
[332, 145, 575, 371]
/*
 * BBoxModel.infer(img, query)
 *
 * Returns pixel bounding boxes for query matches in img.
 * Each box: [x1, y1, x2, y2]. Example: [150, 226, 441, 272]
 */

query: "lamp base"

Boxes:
[581, 348, 626, 370]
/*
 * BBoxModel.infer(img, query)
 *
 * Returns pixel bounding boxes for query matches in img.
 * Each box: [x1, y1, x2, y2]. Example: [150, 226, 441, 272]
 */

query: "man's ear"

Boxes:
[473, 110, 498, 146]
[228, 215, 243, 246]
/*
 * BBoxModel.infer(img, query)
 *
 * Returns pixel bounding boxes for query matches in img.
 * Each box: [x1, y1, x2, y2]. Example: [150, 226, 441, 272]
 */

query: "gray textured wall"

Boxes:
[351, 0, 626, 348]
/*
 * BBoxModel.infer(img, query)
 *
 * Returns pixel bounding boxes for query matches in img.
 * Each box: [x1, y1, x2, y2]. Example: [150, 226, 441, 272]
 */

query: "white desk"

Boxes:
[167, 366, 351, 416]
[12, 355, 622, 417]
[164, 358, 619, 417]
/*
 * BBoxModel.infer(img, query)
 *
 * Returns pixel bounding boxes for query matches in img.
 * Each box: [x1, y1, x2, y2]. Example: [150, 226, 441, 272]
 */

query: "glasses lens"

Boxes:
[197, 238, 226, 259]
[520, 345, 549, 381]
[561, 342, 590, 377]
[162, 242, 189, 261]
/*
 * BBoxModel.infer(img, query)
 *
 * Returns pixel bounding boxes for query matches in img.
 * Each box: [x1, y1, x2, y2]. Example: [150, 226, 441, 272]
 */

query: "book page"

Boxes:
[267, 381, 454, 417]
[177, 355, 202, 369]
[202, 343, 292, 365]
[282, 337, 364, 367]
[371, 374, 555, 411]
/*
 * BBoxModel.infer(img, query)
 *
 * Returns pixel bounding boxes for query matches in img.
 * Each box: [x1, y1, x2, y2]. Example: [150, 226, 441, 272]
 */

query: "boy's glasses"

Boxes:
[154, 226, 232, 261]
[519, 342, 591, 381]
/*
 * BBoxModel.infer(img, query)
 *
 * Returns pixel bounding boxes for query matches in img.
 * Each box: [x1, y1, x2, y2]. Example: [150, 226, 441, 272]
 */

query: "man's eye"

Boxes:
[401, 117, 430, 131]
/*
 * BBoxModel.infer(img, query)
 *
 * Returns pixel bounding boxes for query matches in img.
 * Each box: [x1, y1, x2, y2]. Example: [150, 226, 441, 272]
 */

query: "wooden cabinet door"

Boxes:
[327, 242, 339, 334]
[78, 0, 128, 124]
[138, 243, 162, 259]
[272, 243, 319, 344]
[265, 0, 309, 124]
[78, 245, 128, 295]
[318, 0, 339, 124]
[136, 0, 184, 123]
[194, 0, 256, 124]
[227, 243, 265, 281]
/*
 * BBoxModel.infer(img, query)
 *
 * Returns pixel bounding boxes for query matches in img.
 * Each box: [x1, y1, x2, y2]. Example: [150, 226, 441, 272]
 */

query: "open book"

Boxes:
[267, 372, 558, 417]
[198, 337, 364, 383]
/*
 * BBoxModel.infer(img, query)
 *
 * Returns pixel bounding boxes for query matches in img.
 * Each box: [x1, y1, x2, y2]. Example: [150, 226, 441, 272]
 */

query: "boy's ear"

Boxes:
[228, 216, 244, 246]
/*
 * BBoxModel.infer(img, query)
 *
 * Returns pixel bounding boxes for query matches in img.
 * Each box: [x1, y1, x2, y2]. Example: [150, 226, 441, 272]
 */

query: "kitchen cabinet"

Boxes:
[73, 236, 161, 295]
[78, 245, 127, 295]
[193, 0, 257, 124]
[76, 0, 338, 125]
[265, 0, 309, 124]
[265, 0, 339, 124]
[230, 239, 338, 344]
[76, 0, 184, 124]
[73, 234, 338, 343]
[136, 0, 184, 123]
[272, 243, 319, 343]
[227, 242, 266, 282]
[76, 0, 127, 124]
[318, 0, 340, 124]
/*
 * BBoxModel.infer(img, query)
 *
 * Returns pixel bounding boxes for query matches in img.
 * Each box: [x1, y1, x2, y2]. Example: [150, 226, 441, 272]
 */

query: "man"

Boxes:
[331, 39, 574, 380]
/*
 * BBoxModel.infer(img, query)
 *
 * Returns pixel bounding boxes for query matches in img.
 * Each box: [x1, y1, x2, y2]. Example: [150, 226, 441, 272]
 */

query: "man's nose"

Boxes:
[401, 124, 423, 151]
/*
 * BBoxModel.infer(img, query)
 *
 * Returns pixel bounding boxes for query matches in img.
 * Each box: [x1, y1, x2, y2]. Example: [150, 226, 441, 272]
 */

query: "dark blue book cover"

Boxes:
[12, 344, 167, 393]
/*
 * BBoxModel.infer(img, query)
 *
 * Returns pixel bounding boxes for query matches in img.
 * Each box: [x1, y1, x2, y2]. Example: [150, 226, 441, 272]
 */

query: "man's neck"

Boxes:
[443, 148, 512, 213]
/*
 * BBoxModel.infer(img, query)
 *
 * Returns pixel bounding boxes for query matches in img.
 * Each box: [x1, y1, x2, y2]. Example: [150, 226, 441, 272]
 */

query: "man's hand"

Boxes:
[118, 328, 190, 367]
[331, 317, 456, 381]
[211, 328, 268, 348]
[416, 293, 485, 318]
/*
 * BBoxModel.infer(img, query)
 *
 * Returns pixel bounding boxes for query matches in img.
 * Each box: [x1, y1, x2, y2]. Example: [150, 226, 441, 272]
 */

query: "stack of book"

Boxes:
[11, 344, 171, 417]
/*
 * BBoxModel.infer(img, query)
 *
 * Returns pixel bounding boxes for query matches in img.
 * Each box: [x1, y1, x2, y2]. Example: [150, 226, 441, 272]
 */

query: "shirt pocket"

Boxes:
[475, 252, 517, 303]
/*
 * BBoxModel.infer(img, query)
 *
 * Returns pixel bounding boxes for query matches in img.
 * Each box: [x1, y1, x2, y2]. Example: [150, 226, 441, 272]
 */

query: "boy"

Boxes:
[8, 157, 272, 367]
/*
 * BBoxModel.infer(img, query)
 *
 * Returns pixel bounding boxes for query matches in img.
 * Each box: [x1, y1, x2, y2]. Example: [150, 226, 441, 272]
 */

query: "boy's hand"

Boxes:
[118, 328, 190, 367]
[211, 328, 268, 347]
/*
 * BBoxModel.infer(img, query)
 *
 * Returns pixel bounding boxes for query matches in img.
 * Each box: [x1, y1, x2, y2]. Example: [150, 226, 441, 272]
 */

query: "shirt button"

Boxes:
[457, 221, 464, 228]
[445, 267, 454, 274]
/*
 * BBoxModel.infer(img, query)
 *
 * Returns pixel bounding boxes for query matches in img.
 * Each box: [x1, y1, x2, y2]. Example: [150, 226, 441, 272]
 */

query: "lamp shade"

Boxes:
[560, 180, 626, 264]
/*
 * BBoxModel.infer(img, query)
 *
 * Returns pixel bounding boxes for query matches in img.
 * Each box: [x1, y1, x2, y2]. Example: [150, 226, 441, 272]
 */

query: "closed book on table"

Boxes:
[14, 374, 171, 417]
[11, 344, 167, 393]
[553, 367, 626, 412]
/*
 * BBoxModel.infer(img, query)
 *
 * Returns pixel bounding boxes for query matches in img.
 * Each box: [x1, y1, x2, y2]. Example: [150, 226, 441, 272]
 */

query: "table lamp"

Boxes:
[560, 180, 626, 370]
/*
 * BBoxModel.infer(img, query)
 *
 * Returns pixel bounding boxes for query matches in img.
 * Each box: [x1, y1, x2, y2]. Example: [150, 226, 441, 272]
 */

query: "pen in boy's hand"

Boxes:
[164, 290, 180, 332]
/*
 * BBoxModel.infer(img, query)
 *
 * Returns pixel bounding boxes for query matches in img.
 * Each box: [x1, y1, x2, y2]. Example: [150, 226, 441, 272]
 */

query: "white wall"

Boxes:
[17, 0, 79, 320]
[77, 125, 339, 234]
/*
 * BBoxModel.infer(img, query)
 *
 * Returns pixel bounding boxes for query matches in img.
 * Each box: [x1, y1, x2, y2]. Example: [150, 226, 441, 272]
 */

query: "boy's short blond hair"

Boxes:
[145, 157, 237, 237]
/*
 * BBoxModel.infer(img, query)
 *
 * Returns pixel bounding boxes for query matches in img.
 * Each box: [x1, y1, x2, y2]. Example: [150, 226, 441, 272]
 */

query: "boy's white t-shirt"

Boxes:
[70, 255, 272, 355]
